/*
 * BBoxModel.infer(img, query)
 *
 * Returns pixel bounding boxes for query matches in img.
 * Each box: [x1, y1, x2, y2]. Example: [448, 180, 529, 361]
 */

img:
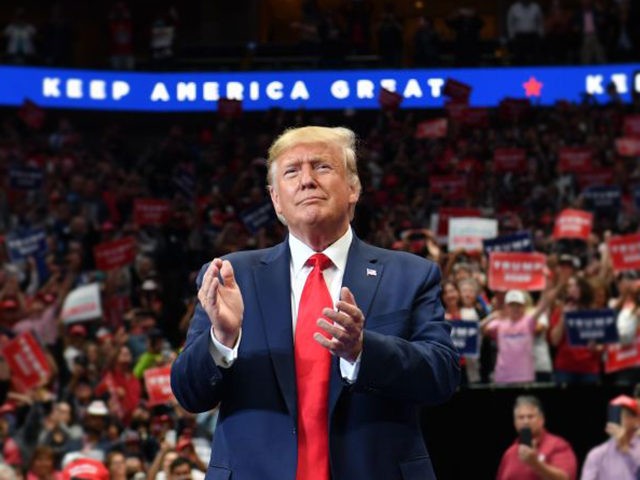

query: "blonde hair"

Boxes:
[266, 126, 361, 195]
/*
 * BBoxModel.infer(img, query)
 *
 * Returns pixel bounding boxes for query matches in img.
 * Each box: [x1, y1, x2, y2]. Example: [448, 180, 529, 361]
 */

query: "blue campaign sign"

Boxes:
[483, 231, 533, 254]
[9, 165, 44, 190]
[239, 201, 277, 234]
[449, 320, 480, 357]
[583, 186, 621, 212]
[0, 64, 639, 112]
[6, 228, 48, 262]
[565, 309, 618, 346]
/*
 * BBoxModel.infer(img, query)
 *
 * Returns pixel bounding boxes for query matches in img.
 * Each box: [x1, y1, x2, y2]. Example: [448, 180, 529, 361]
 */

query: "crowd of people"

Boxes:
[2, 0, 639, 70]
[0, 73, 639, 476]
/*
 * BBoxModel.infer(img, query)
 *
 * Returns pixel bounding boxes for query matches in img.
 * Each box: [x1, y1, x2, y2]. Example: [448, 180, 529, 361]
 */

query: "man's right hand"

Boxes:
[198, 258, 244, 348]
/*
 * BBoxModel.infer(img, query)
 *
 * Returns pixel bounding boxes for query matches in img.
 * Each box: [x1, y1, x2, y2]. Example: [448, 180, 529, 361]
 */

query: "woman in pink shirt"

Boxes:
[482, 289, 554, 384]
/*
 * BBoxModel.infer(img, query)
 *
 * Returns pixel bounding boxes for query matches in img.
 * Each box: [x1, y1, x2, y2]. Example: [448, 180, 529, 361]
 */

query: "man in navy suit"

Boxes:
[170, 126, 460, 480]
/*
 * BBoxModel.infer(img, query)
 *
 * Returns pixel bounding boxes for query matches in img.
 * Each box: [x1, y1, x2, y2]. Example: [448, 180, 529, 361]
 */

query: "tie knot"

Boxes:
[307, 253, 332, 271]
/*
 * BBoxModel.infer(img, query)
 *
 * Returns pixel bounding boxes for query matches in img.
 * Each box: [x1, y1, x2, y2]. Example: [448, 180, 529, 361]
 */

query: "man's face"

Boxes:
[170, 463, 192, 480]
[269, 142, 359, 240]
[514, 404, 544, 438]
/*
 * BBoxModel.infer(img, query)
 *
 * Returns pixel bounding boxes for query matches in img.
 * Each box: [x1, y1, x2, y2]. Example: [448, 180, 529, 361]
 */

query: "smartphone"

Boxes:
[608, 404, 623, 425]
[518, 426, 532, 446]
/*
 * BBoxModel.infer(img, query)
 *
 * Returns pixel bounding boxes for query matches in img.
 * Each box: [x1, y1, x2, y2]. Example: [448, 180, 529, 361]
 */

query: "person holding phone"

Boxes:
[497, 395, 577, 480]
[580, 395, 640, 480]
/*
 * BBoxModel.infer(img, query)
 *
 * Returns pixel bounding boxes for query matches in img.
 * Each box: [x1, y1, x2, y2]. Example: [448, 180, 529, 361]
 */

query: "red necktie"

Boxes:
[295, 253, 333, 480]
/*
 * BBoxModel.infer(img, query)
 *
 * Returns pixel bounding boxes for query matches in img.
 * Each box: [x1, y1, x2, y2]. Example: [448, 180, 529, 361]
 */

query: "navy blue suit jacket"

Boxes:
[171, 236, 460, 480]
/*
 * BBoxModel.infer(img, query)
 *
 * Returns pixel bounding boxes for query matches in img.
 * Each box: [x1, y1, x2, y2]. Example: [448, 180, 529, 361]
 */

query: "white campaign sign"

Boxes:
[61, 283, 102, 324]
[448, 217, 498, 252]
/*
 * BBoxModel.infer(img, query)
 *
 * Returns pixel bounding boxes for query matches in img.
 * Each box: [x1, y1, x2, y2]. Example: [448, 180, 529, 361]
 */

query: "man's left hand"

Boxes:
[315, 287, 364, 363]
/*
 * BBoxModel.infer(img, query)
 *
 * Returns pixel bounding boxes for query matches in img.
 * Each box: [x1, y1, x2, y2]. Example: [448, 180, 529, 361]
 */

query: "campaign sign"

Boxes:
[576, 169, 614, 189]
[616, 137, 640, 157]
[448, 217, 498, 253]
[557, 147, 592, 173]
[483, 231, 534, 254]
[623, 114, 640, 138]
[134, 198, 172, 226]
[217, 97, 242, 119]
[565, 309, 618, 346]
[144, 365, 174, 406]
[429, 175, 467, 200]
[61, 283, 102, 324]
[415, 118, 447, 139]
[583, 186, 621, 212]
[8, 165, 44, 190]
[488, 252, 547, 291]
[5, 228, 47, 262]
[449, 320, 480, 357]
[493, 148, 527, 173]
[444, 100, 468, 121]
[378, 87, 403, 110]
[443, 78, 472, 101]
[93, 236, 136, 271]
[607, 233, 640, 272]
[239, 201, 277, 234]
[606, 336, 640, 374]
[634, 186, 640, 211]
[1, 332, 51, 392]
[460, 107, 489, 128]
[552, 209, 593, 240]
[499, 97, 531, 121]
[433, 207, 482, 244]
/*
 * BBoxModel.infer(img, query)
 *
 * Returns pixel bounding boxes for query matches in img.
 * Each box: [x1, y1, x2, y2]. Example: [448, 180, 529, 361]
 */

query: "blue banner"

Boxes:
[483, 231, 534, 254]
[0, 64, 639, 111]
[565, 309, 618, 346]
[9, 165, 44, 190]
[6, 228, 48, 262]
[449, 320, 480, 357]
[583, 186, 621, 212]
[239, 201, 277, 234]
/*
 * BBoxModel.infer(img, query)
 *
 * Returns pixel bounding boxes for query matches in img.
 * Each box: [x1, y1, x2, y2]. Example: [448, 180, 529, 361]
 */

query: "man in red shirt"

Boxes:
[497, 395, 577, 480]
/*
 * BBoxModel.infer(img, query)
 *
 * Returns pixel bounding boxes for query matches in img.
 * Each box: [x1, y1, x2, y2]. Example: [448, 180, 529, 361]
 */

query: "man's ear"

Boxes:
[269, 185, 282, 216]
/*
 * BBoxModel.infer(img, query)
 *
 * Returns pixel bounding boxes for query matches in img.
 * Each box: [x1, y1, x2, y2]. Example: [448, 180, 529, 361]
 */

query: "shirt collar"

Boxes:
[289, 227, 352, 275]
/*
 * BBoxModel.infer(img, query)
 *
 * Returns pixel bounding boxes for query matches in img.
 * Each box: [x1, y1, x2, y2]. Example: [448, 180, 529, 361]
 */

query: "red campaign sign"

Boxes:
[445, 100, 468, 121]
[488, 252, 547, 291]
[93, 236, 137, 271]
[378, 88, 403, 111]
[605, 335, 640, 373]
[18, 99, 45, 130]
[436, 207, 482, 239]
[552, 209, 593, 240]
[144, 365, 174, 406]
[443, 78, 472, 101]
[1, 332, 51, 392]
[415, 118, 447, 139]
[607, 234, 640, 273]
[493, 148, 527, 173]
[499, 98, 531, 121]
[557, 147, 592, 173]
[429, 175, 467, 200]
[616, 137, 640, 157]
[576, 169, 614, 189]
[460, 108, 489, 128]
[217, 98, 243, 119]
[134, 198, 172, 226]
[623, 115, 640, 138]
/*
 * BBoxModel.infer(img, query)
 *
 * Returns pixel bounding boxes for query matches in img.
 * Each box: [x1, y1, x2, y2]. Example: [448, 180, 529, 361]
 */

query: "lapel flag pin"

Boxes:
[366, 268, 377, 277]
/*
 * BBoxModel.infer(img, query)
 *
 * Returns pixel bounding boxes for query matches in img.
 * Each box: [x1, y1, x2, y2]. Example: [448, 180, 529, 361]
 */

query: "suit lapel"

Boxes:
[329, 237, 383, 416]
[254, 241, 298, 420]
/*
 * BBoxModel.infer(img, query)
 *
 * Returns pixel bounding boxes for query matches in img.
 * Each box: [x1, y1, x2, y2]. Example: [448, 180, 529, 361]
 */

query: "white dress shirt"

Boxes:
[209, 227, 361, 381]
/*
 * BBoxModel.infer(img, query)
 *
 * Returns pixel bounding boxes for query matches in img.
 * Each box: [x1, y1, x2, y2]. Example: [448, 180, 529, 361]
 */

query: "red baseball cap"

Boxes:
[611, 395, 639, 415]
[62, 458, 110, 480]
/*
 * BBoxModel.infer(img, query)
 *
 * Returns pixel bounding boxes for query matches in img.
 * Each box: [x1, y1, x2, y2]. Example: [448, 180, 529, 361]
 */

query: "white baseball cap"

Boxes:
[505, 290, 526, 305]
